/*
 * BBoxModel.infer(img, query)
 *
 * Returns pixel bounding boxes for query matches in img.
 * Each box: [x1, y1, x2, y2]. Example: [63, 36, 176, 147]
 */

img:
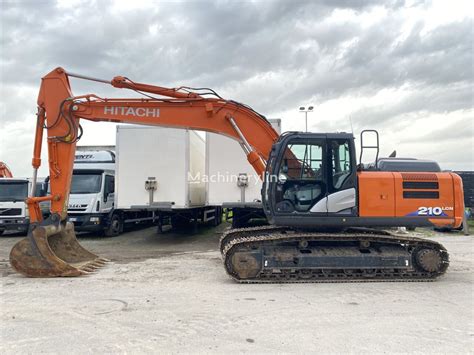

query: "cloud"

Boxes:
[349, 82, 473, 128]
[0, 0, 472, 177]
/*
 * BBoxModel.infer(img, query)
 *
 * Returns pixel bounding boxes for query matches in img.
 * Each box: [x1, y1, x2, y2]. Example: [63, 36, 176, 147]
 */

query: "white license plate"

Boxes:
[69, 217, 77, 222]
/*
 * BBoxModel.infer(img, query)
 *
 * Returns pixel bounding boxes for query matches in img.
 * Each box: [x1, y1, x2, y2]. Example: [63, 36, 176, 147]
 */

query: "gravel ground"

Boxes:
[0, 225, 473, 354]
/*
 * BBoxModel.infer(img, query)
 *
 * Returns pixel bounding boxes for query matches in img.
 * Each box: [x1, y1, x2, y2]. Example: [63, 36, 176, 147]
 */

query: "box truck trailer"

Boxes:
[115, 125, 221, 233]
[67, 125, 223, 237]
[206, 118, 281, 227]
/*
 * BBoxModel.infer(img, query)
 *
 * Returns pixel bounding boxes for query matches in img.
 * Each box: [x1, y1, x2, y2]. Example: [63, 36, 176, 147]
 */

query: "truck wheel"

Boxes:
[104, 214, 123, 237]
[0, 229, 4, 236]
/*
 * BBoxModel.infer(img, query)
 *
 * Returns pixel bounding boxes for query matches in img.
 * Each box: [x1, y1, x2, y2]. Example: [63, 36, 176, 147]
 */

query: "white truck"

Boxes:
[0, 177, 47, 235]
[67, 148, 124, 236]
[206, 118, 282, 227]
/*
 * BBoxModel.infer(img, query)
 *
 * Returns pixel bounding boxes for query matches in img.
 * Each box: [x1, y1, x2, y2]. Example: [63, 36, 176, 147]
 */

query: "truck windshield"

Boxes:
[35, 182, 46, 197]
[70, 174, 102, 194]
[0, 181, 28, 202]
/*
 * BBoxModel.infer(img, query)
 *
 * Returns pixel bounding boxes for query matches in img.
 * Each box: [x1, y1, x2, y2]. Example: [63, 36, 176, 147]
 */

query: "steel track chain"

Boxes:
[220, 226, 449, 283]
[219, 225, 286, 255]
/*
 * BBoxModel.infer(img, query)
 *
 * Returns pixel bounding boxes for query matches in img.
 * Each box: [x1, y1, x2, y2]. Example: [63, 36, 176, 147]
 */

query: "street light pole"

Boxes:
[299, 105, 314, 132]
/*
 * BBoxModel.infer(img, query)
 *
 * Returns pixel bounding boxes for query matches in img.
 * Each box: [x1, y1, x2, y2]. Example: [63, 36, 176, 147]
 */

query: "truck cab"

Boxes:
[67, 149, 116, 234]
[0, 178, 47, 235]
[67, 168, 115, 233]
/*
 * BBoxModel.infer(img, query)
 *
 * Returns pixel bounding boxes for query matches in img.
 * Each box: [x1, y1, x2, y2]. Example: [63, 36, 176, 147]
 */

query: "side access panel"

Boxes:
[358, 171, 395, 217]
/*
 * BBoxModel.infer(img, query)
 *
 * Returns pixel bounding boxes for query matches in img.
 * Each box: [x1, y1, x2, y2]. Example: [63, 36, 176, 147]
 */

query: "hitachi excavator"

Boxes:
[0, 162, 13, 178]
[10, 67, 464, 282]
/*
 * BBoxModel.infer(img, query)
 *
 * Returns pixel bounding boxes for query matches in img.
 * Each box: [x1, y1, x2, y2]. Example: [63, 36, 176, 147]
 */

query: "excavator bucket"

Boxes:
[10, 222, 108, 277]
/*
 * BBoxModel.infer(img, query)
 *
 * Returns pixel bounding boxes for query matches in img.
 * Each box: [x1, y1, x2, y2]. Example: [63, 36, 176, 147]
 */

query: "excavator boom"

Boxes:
[35, 68, 278, 220]
[10, 67, 278, 277]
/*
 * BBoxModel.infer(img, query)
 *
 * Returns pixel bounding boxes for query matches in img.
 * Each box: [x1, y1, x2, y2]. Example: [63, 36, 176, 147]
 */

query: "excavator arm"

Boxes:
[10, 67, 279, 277]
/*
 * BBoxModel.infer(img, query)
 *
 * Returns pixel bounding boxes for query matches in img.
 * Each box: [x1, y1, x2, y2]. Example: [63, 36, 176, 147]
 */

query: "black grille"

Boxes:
[0, 208, 22, 216]
[403, 181, 439, 189]
[403, 191, 439, 199]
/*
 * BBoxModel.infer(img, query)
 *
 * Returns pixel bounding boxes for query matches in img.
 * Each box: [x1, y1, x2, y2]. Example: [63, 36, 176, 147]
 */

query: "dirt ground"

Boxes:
[0, 224, 473, 354]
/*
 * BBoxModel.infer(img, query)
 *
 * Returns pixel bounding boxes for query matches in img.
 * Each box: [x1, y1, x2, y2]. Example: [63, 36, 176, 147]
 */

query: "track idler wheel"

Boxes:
[415, 248, 443, 273]
[9, 220, 108, 277]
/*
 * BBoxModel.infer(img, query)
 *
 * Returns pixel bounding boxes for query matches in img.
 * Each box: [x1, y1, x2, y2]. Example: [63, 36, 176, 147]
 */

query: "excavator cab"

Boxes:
[263, 132, 358, 227]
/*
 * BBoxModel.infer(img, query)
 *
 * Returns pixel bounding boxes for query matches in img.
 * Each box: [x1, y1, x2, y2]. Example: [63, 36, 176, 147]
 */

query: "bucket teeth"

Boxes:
[79, 260, 110, 274]
[9, 221, 106, 278]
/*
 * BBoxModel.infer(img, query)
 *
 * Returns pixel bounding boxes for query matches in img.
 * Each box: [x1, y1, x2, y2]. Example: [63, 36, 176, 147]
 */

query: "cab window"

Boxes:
[104, 175, 115, 194]
[330, 140, 352, 190]
[279, 142, 324, 180]
[275, 139, 326, 213]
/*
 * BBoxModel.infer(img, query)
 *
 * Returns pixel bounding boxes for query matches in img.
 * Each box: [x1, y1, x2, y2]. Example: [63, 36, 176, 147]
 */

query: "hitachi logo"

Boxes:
[103, 106, 160, 118]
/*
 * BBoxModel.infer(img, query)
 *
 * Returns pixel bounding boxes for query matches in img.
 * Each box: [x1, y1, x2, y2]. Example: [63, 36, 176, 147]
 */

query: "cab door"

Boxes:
[324, 137, 357, 215]
[272, 136, 328, 215]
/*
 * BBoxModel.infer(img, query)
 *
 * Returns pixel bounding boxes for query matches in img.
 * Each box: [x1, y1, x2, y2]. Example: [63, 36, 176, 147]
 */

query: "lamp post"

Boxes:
[299, 105, 314, 132]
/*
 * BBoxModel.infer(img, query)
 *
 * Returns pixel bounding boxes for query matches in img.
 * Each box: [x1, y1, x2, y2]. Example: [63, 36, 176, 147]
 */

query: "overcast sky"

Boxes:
[0, 0, 472, 177]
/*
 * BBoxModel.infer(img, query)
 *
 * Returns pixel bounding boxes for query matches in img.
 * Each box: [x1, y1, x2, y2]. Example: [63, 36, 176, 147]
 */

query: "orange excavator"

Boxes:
[10, 68, 464, 282]
[0, 162, 13, 178]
